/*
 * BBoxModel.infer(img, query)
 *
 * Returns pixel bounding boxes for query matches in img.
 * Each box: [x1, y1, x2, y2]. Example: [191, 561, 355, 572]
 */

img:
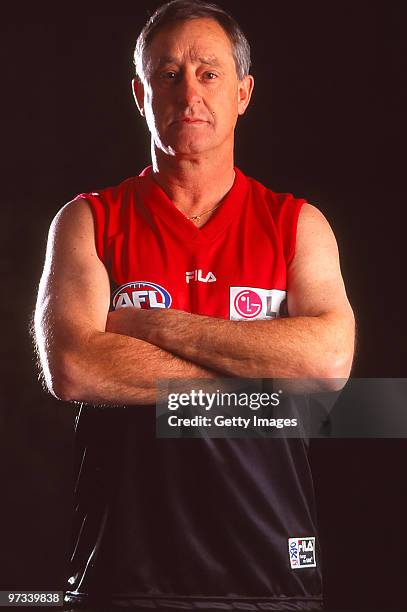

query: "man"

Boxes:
[34, 1, 354, 609]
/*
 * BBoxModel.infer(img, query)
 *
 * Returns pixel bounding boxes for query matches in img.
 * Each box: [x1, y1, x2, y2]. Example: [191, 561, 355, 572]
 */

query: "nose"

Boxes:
[176, 71, 202, 107]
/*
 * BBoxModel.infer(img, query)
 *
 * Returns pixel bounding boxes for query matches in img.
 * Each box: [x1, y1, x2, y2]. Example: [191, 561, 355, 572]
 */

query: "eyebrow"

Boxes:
[154, 55, 223, 68]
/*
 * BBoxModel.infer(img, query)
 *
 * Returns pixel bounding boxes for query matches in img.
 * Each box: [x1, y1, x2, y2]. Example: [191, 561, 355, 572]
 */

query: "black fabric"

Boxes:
[64, 596, 323, 610]
[64, 403, 323, 610]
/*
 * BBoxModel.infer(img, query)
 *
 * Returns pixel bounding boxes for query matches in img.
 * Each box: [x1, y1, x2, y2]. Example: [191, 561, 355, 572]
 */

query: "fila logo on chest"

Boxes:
[186, 269, 217, 284]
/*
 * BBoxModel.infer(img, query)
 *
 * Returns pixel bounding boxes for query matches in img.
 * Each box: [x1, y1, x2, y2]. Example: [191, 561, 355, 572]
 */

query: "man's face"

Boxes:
[134, 18, 253, 157]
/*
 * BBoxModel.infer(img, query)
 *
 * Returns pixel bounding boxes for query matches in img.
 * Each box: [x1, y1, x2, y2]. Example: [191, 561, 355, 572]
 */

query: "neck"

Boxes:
[150, 143, 236, 220]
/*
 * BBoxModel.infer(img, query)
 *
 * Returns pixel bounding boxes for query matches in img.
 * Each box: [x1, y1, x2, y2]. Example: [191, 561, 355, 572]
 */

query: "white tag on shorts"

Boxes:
[288, 537, 316, 569]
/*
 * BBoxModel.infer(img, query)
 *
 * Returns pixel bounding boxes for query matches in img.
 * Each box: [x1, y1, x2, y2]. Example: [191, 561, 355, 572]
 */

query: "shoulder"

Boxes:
[50, 197, 94, 241]
[241, 168, 336, 243]
[242, 171, 303, 205]
[243, 172, 309, 226]
[298, 202, 332, 226]
[50, 174, 139, 233]
[66, 175, 139, 213]
[296, 203, 339, 258]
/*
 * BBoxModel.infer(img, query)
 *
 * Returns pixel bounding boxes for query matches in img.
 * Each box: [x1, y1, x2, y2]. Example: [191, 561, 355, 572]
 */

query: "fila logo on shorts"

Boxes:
[229, 287, 286, 320]
[288, 537, 316, 569]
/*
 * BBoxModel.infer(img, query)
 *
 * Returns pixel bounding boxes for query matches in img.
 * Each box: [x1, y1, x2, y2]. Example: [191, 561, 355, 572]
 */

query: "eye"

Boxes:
[161, 71, 178, 80]
[204, 72, 218, 80]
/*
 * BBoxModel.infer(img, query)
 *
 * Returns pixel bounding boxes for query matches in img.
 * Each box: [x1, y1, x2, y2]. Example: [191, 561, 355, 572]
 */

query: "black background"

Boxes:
[2, 1, 406, 609]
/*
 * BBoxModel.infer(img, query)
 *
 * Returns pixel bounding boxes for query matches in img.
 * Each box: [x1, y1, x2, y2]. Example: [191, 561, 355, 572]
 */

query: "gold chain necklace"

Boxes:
[188, 202, 222, 223]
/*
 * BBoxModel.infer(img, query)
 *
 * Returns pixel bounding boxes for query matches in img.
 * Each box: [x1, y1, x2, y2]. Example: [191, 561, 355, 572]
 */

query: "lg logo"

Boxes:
[229, 287, 287, 320]
[233, 289, 262, 318]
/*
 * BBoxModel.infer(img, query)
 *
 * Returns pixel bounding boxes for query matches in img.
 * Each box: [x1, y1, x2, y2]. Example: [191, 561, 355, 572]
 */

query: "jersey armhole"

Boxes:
[283, 198, 307, 267]
[72, 193, 106, 263]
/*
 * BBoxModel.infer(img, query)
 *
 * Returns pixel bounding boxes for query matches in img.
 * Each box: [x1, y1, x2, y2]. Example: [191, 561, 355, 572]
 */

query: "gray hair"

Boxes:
[134, 0, 251, 81]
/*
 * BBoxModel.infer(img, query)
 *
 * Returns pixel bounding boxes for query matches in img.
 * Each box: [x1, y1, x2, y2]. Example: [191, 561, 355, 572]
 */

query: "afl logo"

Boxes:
[112, 281, 172, 310]
[234, 289, 262, 319]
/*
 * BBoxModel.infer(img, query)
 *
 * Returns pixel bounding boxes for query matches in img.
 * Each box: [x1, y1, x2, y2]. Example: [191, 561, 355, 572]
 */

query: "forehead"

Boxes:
[146, 18, 235, 66]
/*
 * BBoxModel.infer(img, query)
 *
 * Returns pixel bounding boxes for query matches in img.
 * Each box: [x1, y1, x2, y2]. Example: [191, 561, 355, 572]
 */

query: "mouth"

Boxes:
[171, 118, 209, 126]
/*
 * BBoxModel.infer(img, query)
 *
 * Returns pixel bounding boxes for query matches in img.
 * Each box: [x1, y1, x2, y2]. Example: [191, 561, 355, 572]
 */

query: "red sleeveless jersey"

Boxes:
[65, 167, 323, 611]
[82, 165, 304, 319]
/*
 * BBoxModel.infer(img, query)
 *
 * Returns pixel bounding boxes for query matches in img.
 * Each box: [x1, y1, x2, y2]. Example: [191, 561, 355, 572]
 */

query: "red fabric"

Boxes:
[74, 166, 306, 319]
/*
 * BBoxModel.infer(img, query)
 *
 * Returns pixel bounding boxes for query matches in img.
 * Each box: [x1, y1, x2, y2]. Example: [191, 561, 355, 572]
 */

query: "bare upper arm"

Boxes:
[34, 198, 110, 390]
[287, 203, 354, 322]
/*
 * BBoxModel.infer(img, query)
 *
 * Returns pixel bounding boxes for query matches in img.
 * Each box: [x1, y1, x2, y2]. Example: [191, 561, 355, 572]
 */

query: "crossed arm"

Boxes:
[34, 198, 355, 406]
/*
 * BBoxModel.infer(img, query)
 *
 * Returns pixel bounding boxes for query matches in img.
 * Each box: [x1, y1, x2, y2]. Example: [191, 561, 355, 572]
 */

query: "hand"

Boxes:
[106, 307, 184, 340]
[106, 307, 140, 337]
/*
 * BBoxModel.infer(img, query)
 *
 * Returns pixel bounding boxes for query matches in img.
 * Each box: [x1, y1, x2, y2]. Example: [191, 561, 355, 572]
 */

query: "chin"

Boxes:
[166, 136, 220, 157]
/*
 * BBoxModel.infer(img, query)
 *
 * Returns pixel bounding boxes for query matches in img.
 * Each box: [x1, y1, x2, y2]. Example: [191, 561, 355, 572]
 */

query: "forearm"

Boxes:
[138, 310, 355, 385]
[43, 329, 217, 406]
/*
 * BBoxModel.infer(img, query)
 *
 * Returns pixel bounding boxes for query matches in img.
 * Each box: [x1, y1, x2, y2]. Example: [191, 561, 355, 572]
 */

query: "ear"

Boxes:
[132, 78, 145, 117]
[237, 74, 255, 116]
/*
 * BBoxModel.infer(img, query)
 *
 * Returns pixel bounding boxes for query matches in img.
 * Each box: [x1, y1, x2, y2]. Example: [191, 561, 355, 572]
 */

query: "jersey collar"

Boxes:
[137, 165, 249, 244]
